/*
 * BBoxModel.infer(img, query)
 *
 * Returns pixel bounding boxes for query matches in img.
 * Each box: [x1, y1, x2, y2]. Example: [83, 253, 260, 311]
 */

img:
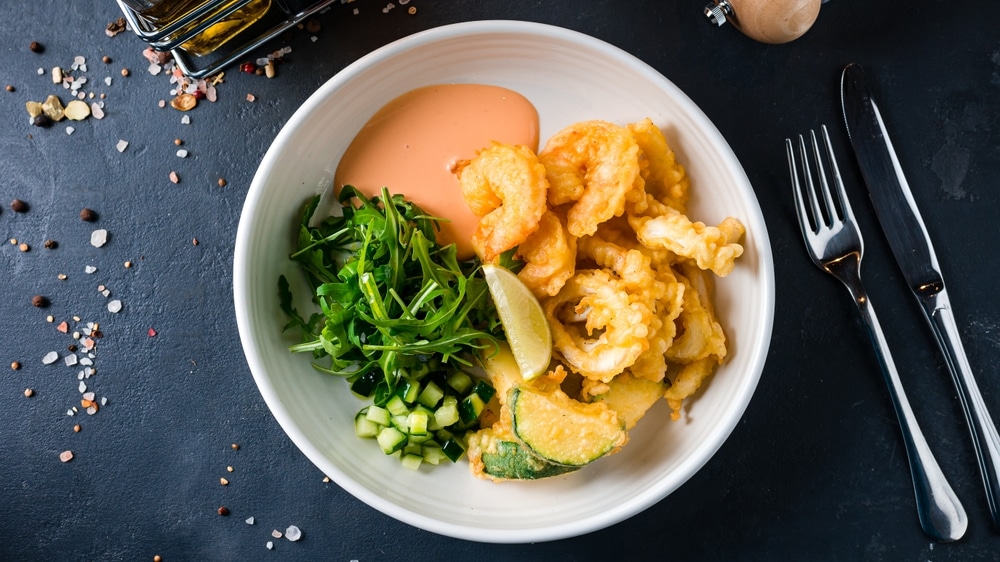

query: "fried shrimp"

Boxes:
[456, 142, 549, 262]
[516, 209, 577, 298]
[537, 120, 641, 238]
[544, 270, 651, 382]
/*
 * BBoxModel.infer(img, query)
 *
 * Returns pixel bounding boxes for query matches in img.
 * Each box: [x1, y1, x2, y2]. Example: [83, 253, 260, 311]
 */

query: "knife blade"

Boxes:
[841, 62, 1000, 529]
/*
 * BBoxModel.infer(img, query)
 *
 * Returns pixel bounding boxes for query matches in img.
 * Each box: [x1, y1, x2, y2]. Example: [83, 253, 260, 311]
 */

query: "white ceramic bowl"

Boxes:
[234, 20, 775, 543]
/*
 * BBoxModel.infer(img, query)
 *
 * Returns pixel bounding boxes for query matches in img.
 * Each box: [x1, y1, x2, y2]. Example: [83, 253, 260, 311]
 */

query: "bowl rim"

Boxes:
[234, 19, 776, 543]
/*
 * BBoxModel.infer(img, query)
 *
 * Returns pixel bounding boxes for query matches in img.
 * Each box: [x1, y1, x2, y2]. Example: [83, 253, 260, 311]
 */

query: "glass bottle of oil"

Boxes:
[122, 0, 272, 56]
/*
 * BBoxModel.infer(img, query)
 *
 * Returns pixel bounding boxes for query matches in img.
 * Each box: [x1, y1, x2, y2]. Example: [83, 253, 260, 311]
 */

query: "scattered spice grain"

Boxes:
[29, 41, 43, 53]
[217, 178, 226, 187]
[19, 243, 30, 252]
[231, 443, 240, 450]
[73, 424, 81, 432]
[11, 199, 28, 213]
[217, 506, 230, 516]
[102, 55, 111, 64]
[59, 450, 74, 462]
[11, 361, 21, 370]
[220, 477, 229, 486]
[32, 295, 49, 308]
[24, 388, 34, 397]
[121, 68, 130, 77]
[44, 239, 57, 249]
[154, 556, 161, 562]
[5, 85, 14, 92]
[80, 208, 98, 222]
[169, 171, 180, 184]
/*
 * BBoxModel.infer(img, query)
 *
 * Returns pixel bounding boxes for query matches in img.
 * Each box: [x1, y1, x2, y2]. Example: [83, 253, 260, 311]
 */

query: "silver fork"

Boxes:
[787, 126, 968, 542]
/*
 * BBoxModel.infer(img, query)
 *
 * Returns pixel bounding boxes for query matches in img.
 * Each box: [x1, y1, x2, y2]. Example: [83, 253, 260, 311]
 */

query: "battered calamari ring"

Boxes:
[543, 269, 651, 382]
[456, 142, 549, 262]
[537, 120, 641, 238]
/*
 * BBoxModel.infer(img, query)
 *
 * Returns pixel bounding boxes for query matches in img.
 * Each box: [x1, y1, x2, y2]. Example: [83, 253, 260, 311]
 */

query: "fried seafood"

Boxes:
[544, 270, 651, 382]
[629, 205, 745, 277]
[516, 209, 577, 298]
[538, 120, 642, 238]
[627, 118, 690, 212]
[456, 142, 549, 261]
[463, 118, 748, 480]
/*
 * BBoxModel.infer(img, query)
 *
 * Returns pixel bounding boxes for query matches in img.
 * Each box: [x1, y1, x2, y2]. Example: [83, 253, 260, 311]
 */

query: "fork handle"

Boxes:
[849, 288, 968, 541]
[920, 289, 1000, 529]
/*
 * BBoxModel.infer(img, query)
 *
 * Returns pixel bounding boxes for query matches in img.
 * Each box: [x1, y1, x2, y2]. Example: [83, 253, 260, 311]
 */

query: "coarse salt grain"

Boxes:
[272, 529, 282, 538]
[60, 450, 74, 462]
[245, 517, 255, 525]
[91, 103, 104, 119]
[85, 265, 97, 274]
[64, 354, 78, 366]
[266, 542, 273, 550]
[66, 126, 75, 135]
[105, 76, 112, 86]
[42, 351, 59, 365]
[116, 139, 128, 152]
[107, 300, 122, 313]
[90, 229, 109, 248]
[285, 526, 302, 542]
[78, 381, 87, 393]
[181, 115, 190, 124]
[176, 149, 188, 158]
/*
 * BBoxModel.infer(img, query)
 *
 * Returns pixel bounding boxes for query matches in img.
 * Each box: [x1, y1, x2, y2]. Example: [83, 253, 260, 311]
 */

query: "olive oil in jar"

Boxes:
[128, 0, 272, 56]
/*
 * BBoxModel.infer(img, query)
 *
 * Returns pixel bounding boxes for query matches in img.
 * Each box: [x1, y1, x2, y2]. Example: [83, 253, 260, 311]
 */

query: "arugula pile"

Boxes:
[278, 185, 503, 406]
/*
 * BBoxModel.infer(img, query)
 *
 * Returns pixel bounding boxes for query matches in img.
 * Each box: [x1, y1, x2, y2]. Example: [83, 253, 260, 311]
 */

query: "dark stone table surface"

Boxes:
[2, 0, 999, 559]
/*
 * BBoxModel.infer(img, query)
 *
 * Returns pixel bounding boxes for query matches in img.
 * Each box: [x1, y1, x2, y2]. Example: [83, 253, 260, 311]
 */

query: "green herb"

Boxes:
[279, 185, 503, 407]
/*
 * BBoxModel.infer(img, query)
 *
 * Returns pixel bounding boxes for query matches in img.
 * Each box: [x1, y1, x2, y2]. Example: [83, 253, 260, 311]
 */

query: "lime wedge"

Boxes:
[482, 263, 552, 381]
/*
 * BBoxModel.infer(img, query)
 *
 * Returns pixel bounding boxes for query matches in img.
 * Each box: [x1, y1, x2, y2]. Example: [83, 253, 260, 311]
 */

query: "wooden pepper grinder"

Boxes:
[704, 0, 823, 44]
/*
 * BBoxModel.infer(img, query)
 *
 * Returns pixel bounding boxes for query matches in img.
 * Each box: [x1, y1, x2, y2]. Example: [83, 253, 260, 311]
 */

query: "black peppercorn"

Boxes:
[11, 199, 28, 213]
[80, 208, 98, 222]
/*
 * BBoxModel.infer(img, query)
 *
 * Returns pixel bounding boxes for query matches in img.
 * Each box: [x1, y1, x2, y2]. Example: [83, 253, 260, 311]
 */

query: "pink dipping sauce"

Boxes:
[334, 84, 540, 259]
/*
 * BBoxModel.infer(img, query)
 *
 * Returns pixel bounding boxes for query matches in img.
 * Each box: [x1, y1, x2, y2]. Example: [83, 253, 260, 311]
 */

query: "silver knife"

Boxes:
[841, 62, 1000, 529]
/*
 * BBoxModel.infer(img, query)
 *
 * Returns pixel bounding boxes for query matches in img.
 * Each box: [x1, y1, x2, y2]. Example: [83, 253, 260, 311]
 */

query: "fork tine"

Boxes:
[786, 138, 814, 236]
[795, 133, 825, 231]
[816, 125, 858, 226]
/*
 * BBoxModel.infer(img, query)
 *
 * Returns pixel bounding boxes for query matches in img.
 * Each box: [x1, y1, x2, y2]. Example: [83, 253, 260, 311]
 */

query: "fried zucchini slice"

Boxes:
[468, 426, 579, 481]
[510, 386, 626, 466]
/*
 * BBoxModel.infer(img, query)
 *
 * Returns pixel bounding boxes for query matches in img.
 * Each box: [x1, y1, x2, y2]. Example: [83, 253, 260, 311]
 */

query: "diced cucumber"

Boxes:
[376, 426, 407, 454]
[422, 444, 447, 465]
[400, 453, 423, 471]
[434, 400, 460, 428]
[396, 378, 421, 404]
[446, 371, 473, 394]
[365, 405, 390, 427]
[390, 414, 409, 433]
[470, 380, 497, 403]
[440, 438, 465, 462]
[417, 380, 445, 408]
[407, 410, 429, 436]
[385, 395, 409, 417]
[459, 393, 486, 425]
[350, 370, 379, 397]
[354, 410, 380, 438]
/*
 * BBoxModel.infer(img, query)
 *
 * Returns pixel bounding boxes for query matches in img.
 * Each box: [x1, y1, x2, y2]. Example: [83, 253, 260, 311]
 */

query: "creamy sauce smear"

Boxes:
[334, 84, 540, 259]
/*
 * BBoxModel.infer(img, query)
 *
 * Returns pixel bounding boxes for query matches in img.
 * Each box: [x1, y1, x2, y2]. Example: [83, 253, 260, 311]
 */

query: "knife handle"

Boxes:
[923, 289, 1000, 529]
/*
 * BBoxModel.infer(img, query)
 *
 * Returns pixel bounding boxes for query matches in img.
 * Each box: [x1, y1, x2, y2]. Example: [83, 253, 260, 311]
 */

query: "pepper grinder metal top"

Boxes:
[703, 0, 823, 44]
